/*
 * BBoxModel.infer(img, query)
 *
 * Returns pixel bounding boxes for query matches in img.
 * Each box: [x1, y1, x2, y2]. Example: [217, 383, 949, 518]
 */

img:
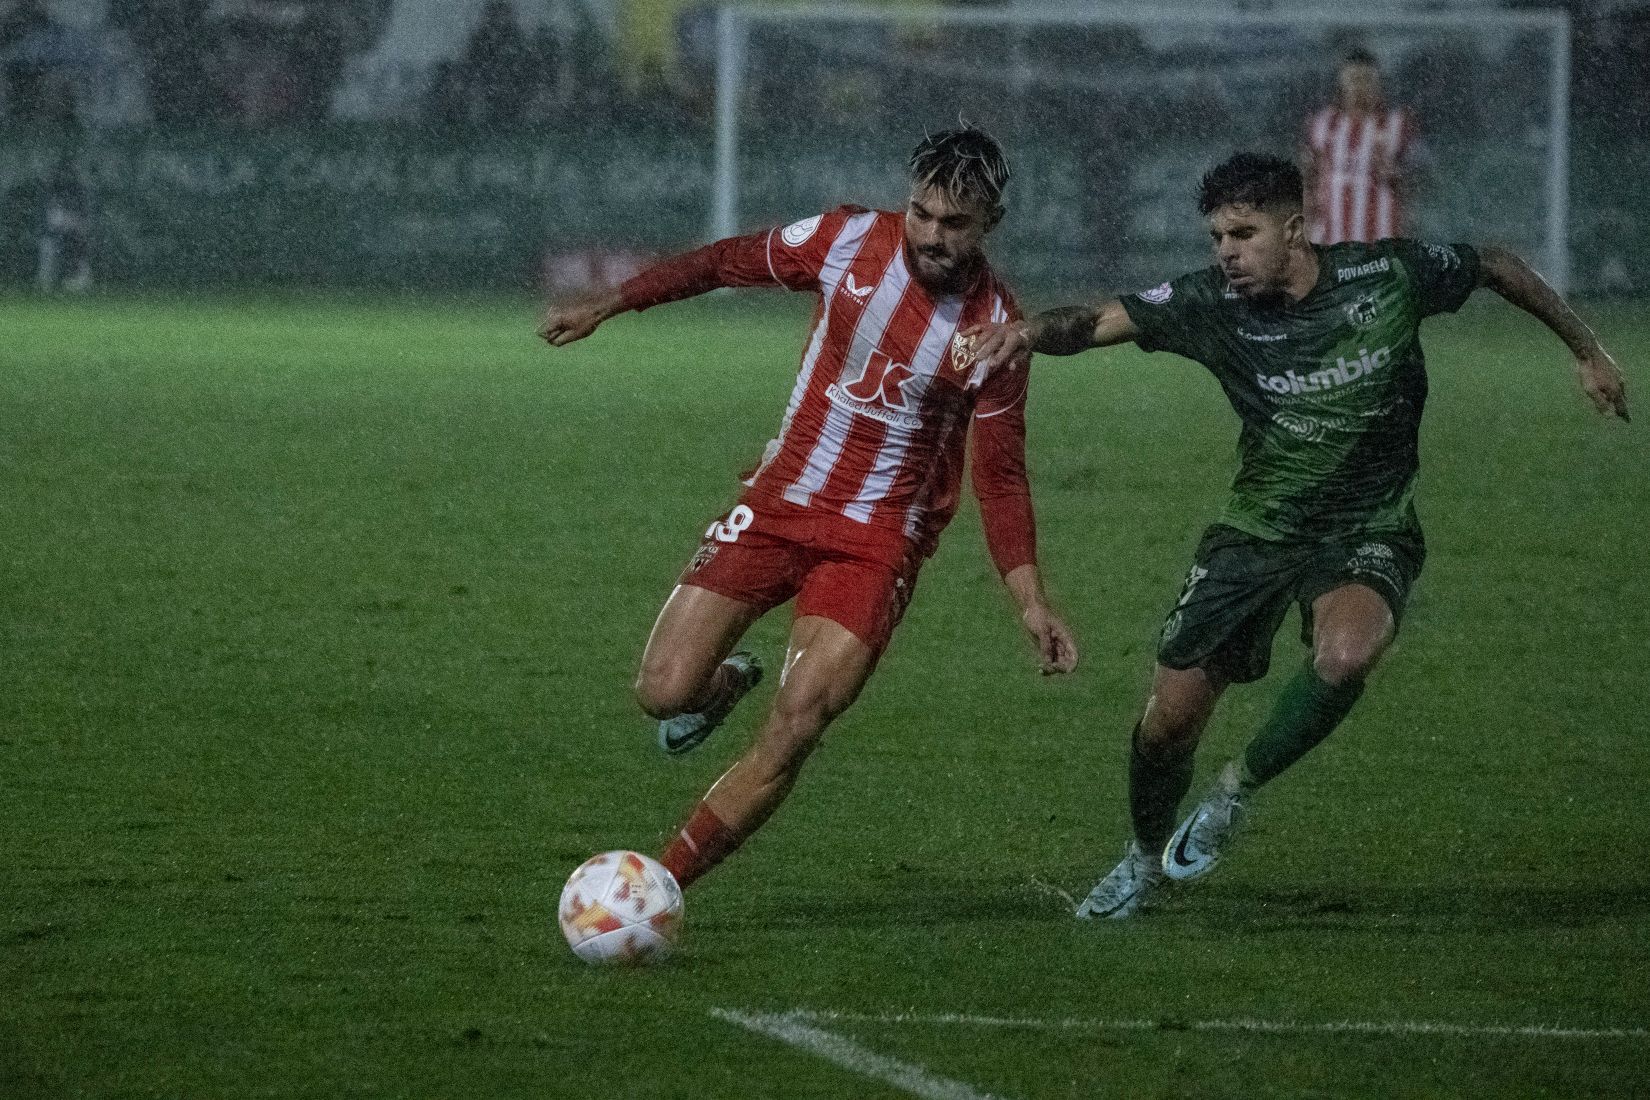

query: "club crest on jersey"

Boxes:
[827, 350, 923, 429]
[1344, 295, 1379, 328]
[1136, 282, 1174, 305]
[781, 214, 822, 247]
[689, 543, 719, 572]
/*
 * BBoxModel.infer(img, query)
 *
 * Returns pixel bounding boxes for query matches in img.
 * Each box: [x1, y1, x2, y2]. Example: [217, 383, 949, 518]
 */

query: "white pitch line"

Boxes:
[779, 1008, 1650, 1043]
[710, 1009, 1008, 1100]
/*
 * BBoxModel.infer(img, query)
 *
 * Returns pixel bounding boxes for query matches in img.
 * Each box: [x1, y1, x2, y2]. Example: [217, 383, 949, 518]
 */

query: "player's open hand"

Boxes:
[959, 321, 1031, 374]
[1021, 603, 1079, 676]
[537, 290, 622, 347]
[1575, 346, 1629, 421]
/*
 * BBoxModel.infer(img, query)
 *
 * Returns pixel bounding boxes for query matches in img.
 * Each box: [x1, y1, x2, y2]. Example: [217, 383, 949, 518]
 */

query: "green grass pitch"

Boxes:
[3, 290, 1647, 1098]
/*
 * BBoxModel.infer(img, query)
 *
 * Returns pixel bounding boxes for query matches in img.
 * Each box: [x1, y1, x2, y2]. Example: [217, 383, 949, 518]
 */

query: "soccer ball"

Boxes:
[558, 850, 683, 965]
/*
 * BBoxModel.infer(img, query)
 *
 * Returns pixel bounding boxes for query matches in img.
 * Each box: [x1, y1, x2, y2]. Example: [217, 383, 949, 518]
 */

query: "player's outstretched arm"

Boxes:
[537, 288, 623, 347]
[1478, 246, 1630, 421]
[538, 225, 809, 349]
[962, 298, 1140, 372]
[1003, 564, 1079, 676]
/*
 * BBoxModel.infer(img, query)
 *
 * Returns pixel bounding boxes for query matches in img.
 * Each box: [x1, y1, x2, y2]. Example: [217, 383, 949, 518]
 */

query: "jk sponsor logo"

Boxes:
[1255, 346, 1392, 396]
[827, 351, 924, 429]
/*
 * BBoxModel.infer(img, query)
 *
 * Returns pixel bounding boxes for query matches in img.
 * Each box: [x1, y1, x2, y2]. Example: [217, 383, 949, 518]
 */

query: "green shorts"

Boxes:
[1156, 524, 1426, 684]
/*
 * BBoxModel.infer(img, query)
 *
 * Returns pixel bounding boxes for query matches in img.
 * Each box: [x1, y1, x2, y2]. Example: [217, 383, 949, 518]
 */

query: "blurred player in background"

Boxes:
[1301, 48, 1420, 244]
[538, 126, 1078, 890]
[965, 152, 1627, 918]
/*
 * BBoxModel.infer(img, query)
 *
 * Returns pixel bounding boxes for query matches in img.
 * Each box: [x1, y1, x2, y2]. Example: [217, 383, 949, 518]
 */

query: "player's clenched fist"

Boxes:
[538, 290, 622, 347]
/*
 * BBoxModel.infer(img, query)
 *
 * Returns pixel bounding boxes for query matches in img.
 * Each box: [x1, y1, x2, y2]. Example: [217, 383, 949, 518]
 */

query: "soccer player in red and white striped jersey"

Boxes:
[538, 127, 1077, 890]
[1300, 49, 1419, 245]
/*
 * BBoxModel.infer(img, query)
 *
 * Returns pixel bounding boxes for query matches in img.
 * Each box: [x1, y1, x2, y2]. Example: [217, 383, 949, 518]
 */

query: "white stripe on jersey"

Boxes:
[1372, 122, 1393, 236]
[1328, 110, 1353, 244]
[783, 241, 910, 508]
[1347, 115, 1374, 245]
[1311, 108, 1332, 153]
[1374, 109, 1403, 237]
[963, 292, 1008, 391]
[753, 211, 880, 487]
[842, 293, 965, 522]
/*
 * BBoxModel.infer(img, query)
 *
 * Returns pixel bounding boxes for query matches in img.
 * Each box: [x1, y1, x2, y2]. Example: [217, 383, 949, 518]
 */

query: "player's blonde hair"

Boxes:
[909, 125, 1011, 212]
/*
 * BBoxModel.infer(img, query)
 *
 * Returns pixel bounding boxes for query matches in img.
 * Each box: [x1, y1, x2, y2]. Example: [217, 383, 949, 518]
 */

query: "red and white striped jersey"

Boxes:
[1303, 106, 1417, 244]
[618, 206, 1035, 573]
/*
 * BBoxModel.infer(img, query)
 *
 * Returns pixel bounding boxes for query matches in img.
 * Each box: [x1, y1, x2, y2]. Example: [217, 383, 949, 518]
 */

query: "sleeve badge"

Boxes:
[780, 215, 823, 247]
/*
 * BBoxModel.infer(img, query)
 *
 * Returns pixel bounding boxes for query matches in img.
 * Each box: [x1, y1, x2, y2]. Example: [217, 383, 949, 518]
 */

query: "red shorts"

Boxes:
[677, 496, 922, 652]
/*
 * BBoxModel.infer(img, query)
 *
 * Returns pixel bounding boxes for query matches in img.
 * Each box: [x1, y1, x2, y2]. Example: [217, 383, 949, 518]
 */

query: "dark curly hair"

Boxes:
[909, 125, 1011, 211]
[1197, 152, 1303, 216]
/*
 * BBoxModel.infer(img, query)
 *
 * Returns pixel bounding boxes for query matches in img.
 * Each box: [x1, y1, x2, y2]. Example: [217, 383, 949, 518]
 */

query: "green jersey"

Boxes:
[1121, 239, 1481, 542]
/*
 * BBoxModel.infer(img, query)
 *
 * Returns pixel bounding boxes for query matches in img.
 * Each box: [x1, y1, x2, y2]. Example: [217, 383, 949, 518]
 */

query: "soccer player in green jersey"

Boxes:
[963, 152, 1629, 918]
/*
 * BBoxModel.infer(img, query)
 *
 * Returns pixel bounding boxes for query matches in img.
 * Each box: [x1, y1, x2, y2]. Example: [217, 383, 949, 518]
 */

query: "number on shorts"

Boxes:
[705, 505, 755, 544]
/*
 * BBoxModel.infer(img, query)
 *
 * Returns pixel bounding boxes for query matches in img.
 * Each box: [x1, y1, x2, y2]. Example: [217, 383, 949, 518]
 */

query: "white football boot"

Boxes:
[657, 652, 763, 755]
[1075, 840, 1166, 920]
[1162, 780, 1247, 883]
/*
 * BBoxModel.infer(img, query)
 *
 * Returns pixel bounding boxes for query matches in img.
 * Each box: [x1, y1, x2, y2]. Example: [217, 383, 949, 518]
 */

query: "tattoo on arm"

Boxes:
[1030, 306, 1101, 356]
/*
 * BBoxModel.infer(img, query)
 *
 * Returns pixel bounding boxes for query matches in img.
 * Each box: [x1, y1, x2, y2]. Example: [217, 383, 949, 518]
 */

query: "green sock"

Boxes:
[1241, 665, 1365, 789]
[1129, 725, 1195, 855]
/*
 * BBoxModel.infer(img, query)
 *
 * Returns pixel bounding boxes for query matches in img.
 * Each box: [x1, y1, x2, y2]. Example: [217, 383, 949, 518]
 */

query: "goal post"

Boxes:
[711, 4, 1572, 294]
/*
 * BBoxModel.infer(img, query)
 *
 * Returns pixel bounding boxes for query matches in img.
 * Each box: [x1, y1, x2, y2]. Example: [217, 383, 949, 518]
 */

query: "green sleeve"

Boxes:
[1118, 269, 1222, 359]
[1385, 240, 1481, 317]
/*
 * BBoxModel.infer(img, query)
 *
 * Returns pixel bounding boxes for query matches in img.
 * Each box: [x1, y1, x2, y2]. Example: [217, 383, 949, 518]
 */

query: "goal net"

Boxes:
[710, 4, 1571, 295]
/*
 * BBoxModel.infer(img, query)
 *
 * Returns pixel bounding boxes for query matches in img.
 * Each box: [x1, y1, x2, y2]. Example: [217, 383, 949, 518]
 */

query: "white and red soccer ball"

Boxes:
[558, 851, 683, 965]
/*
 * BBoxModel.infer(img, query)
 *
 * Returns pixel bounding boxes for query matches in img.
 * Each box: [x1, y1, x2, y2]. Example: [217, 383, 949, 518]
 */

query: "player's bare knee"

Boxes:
[1313, 644, 1379, 687]
[633, 661, 700, 719]
[632, 679, 677, 720]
